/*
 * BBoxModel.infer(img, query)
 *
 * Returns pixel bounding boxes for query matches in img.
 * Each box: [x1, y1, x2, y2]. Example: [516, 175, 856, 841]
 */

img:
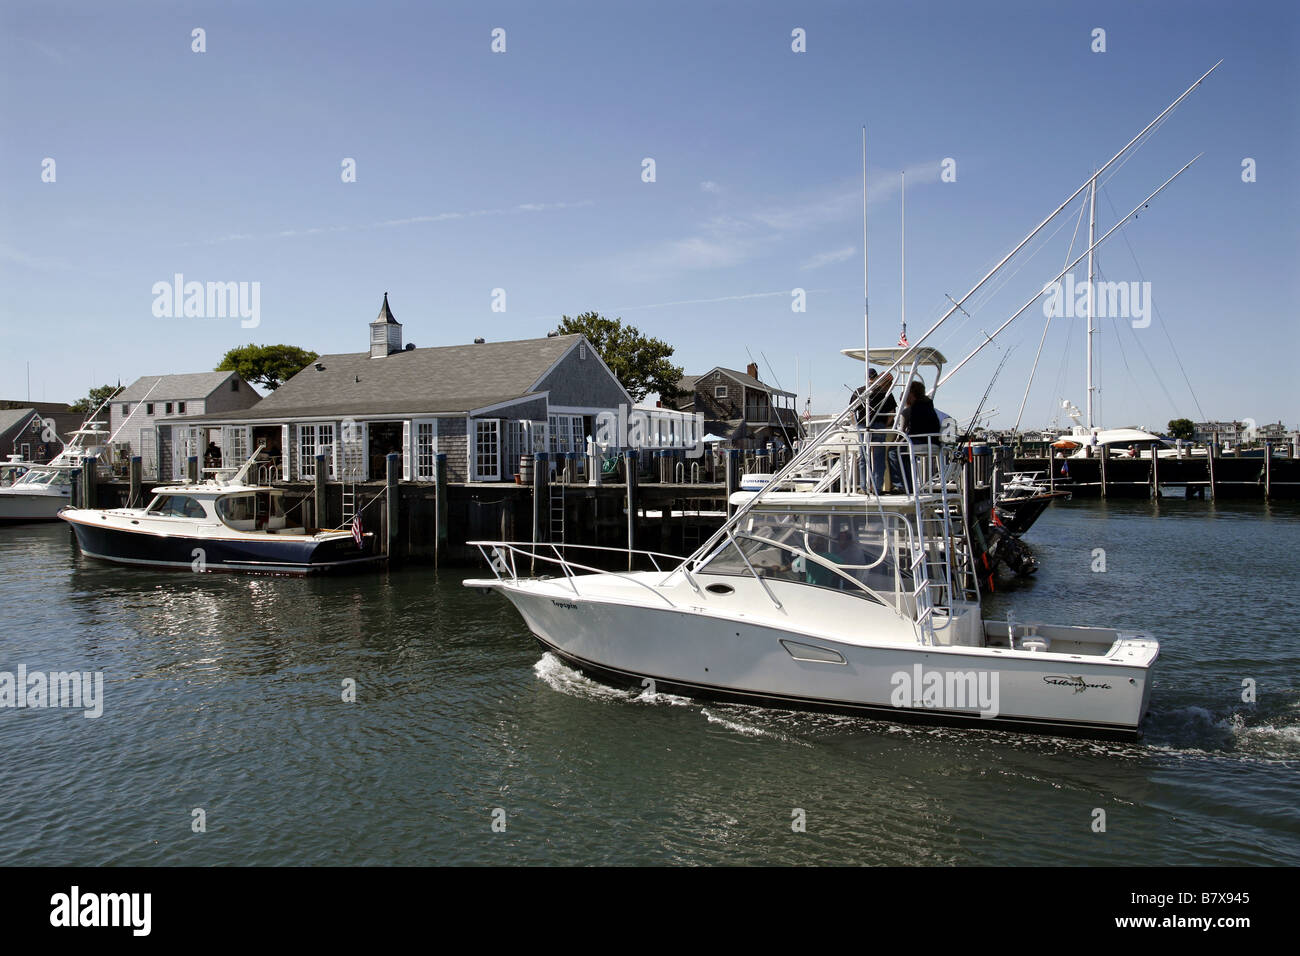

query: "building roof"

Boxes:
[712, 367, 796, 398]
[177, 334, 588, 422]
[0, 408, 36, 436]
[117, 371, 244, 402]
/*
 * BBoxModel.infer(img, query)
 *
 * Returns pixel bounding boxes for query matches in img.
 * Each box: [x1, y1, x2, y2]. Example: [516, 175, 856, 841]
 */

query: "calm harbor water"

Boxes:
[1, 498, 1297, 866]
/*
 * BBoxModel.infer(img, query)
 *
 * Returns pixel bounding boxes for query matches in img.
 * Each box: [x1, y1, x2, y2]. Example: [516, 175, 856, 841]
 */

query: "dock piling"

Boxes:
[129, 456, 142, 508]
[625, 449, 638, 568]
[314, 455, 327, 529]
[386, 453, 400, 560]
[435, 453, 448, 566]
[81, 456, 97, 509]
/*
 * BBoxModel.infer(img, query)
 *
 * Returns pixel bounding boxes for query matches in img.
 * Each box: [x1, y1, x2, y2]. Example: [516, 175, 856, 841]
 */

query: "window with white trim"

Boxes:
[299, 423, 336, 479]
[474, 419, 500, 480]
[415, 421, 437, 480]
[714, 385, 728, 399]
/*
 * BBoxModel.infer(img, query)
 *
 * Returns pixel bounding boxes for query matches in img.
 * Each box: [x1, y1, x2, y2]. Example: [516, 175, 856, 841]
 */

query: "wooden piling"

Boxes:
[435, 453, 448, 566]
[725, 448, 740, 516]
[81, 456, 96, 509]
[187, 455, 199, 484]
[129, 456, 143, 508]
[314, 454, 327, 529]
[386, 453, 400, 560]
[1150, 446, 1160, 499]
[625, 449, 638, 567]
[1207, 442, 1217, 500]
[1098, 450, 1107, 498]
[1265, 442, 1272, 500]
[533, 452, 549, 543]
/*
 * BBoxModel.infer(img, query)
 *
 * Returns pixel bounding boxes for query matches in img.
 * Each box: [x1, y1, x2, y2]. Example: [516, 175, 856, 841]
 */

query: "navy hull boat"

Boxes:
[59, 446, 381, 575]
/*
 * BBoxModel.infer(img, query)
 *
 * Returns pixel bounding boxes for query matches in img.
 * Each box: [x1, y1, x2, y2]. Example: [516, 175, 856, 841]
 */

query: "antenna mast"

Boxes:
[1086, 171, 1097, 431]
[900, 170, 907, 346]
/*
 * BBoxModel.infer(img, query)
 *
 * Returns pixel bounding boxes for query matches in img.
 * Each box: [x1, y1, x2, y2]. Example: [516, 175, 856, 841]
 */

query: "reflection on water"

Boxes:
[0, 505, 1297, 866]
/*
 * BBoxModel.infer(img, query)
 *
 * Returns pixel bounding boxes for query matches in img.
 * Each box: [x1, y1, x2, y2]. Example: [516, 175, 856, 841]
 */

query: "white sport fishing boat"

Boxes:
[59, 446, 381, 574]
[0, 422, 111, 524]
[464, 66, 1217, 738]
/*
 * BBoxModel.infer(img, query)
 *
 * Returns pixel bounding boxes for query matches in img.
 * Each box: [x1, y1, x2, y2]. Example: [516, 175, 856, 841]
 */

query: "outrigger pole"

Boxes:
[935, 154, 1202, 389]
[670, 62, 1220, 572]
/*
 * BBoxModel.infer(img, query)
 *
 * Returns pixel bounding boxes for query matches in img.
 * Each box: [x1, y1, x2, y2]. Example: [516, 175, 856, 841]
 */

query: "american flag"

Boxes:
[351, 513, 363, 547]
[898, 327, 909, 347]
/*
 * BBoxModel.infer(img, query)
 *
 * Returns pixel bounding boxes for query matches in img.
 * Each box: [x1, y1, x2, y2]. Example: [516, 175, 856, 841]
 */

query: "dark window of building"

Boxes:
[231, 379, 239, 392]
[121, 403, 131, 415]
[715, 385, 728, 399]
[165, 402, 174, 415]
[146, 403, 154, 415]
[178, 401, 186, 414]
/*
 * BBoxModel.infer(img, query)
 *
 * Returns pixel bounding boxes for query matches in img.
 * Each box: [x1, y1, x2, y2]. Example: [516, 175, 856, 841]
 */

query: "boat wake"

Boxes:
[532, 653, 811, 743]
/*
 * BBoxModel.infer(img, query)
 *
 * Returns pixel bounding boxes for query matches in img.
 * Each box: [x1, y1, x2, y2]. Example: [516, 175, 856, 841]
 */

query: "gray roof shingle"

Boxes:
[178, 334, 584, 422]
[118, 371, 242, 402]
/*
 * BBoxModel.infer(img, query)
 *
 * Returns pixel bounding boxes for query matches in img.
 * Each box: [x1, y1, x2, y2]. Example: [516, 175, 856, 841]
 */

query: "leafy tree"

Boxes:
[1167, 418, 1196, 441]
[554, 313, 683, 403]
[69, 384, 120, 415]
[217, 344, 319, 391]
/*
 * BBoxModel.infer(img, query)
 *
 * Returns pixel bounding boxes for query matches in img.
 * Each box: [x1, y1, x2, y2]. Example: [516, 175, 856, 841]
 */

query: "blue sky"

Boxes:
[2, 0, 1296, 431]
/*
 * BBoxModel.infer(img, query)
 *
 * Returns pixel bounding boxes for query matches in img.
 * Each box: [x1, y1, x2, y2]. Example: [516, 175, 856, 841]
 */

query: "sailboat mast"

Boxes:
[1086, 172, 1097, 431]
[900, 170, 906, 346]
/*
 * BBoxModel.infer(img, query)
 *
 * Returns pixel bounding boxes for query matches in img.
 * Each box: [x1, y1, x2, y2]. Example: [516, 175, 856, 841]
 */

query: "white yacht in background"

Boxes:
[0, 422, 110, 524]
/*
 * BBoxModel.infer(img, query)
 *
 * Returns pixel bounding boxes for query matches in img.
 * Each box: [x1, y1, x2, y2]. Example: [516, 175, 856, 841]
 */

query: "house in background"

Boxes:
[109, 371, 260, 477]
[665, 362, 799, 448]
[0, 401, 83, 463]
[174, 294, 633, 483]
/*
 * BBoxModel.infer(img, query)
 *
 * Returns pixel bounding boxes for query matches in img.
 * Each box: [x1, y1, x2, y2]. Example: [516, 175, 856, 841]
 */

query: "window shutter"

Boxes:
[281, 424, 291, 480]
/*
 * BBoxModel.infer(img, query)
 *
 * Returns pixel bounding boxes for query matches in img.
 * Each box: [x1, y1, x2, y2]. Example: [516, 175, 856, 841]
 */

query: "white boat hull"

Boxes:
[474, 573, 1157, 739]
[0, 488, 71, 523]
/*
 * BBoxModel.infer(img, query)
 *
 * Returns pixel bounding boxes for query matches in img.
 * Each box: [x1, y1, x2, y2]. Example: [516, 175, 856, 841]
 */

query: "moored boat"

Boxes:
[59, 448, 381, 574]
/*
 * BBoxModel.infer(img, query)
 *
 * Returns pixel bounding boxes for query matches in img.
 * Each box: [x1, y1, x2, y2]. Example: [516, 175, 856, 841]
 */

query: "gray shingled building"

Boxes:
[173, 294, 633, 483]
[110, 370, 260, 477]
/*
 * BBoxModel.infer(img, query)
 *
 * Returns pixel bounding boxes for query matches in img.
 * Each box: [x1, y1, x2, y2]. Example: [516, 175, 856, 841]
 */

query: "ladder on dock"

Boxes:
[339, 440, 365, 524]
[549, 483, 565, 542]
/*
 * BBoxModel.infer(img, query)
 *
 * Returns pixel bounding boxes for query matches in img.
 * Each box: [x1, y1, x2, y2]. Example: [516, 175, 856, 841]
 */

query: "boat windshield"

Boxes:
[15, 469, 70, 487]
[146, 494, 208, 519]
[215, 492, 285, 528]
[699, 510, 911, 607]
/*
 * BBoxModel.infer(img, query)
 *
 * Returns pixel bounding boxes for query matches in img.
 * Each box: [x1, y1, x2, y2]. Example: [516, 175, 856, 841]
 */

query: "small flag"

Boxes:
[351, 513, 363, 547]
[1060, 461, 1069, 477]
[898, 325, 908, 347]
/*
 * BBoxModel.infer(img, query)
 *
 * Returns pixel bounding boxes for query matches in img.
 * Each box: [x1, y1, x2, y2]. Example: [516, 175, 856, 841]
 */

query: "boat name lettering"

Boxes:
[550, 600, 578, 610]
[1043, 675, 1112, 692]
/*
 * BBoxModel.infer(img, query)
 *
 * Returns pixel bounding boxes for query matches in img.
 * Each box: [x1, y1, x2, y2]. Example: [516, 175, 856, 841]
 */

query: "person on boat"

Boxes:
[852, 369, 900, 493]
[899, 380, 942, 492]
[205, 441, 222, 468]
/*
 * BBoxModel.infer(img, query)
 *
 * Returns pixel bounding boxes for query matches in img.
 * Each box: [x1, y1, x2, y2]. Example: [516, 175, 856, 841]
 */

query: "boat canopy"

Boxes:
[841, 346, 947, 370]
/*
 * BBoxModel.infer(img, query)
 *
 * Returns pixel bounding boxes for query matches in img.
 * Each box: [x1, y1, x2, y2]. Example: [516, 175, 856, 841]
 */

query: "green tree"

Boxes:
[1167, 418, 1196, 441]
[554, 313, 683, 403]
[217, 344, 319, 391]
[69, 384, 120, 415]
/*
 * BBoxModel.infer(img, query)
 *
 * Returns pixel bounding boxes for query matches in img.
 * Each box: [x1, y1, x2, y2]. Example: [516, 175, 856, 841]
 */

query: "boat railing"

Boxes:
[467, 540, 689, 608]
